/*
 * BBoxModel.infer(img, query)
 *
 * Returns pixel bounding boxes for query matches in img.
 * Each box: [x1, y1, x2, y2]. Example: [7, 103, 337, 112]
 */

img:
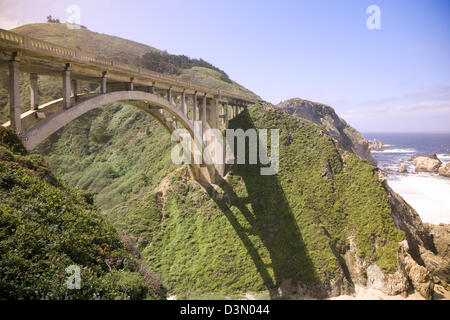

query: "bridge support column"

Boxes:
[207, 98, 225, 180]
[101, 72, 107, 94]
[126, 78, 134, 91]
[199, 94, 208, 172]
[30, 73, 39, 111]
[224, 103, 229, 129]
[181, 90, 187, 115]
[167, 87, 172, 104]
[201, 94, 207, 129]
[192, 92, 198, 124]
[214, 99, 220, 129]
[9, 60, 21, 134]
[62, 69, 71, 109]
[148, 82, 154, 94]
[71, 79, 78, 102]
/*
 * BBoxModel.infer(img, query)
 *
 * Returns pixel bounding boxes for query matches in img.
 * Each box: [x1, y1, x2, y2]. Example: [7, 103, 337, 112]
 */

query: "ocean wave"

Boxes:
[387, 174, 450, 224]
[437, 154, 450, 162]
[371, 148, 416, 154]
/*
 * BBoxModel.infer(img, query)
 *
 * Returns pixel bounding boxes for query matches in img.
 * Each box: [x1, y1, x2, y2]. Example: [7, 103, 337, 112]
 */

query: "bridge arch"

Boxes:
[22, 91, 194, 150]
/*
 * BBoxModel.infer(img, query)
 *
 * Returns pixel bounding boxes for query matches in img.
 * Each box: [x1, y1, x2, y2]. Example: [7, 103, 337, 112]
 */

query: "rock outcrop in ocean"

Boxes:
[438, 162, 450, 177]
[413, 154, 442, 173]
[398, 163, 408, 173]
[368, 139, 387, 151]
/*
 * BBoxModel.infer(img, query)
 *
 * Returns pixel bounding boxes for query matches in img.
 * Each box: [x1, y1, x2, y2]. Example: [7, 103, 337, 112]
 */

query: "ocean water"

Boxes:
[363, 133, 450, 225]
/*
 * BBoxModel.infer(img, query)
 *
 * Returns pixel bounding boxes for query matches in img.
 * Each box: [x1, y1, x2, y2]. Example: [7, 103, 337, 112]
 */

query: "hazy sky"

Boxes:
[0, 0, 449, 133]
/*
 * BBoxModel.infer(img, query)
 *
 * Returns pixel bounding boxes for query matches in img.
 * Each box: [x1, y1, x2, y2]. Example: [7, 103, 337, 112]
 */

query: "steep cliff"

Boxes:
[278, 98, 377, 166]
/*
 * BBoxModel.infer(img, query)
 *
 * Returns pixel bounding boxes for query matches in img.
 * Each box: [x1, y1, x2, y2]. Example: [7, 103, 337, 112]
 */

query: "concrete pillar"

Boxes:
[101, 72, 107, 94]
[235, 105, 239, 116]
[148, 82, 154, 94]
[224, 103, 229, 129]
[9, 60, 21, 134]
[181, 90, 187, 115]
[192, 92, 198, 123]
[209, 98, 224, 178]
[30, 73, 39, 111]
[167, 87, 172, 104]
[201, 94, 207, 129]
[126, 78, 134, 91]
[210, 98, 220, 129]
[71, 79, 78, 102]
[62, 69, 71, 109]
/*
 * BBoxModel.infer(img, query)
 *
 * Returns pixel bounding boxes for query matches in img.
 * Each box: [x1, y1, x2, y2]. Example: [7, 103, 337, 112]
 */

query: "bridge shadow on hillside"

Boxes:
[203, 110, 324, 299]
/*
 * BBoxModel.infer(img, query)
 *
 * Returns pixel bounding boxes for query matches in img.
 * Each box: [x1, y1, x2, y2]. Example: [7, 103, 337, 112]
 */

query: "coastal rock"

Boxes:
[419, 248, 450, 285]
[424, 224, 450, 259]
[414, 155, 442, 173]
[277, 98, 377, 166]
[403, 246, 434, 300]
[421, 223, 450, 284]
[378, 176, 444, 299]
[342, 235, 410, 297]
[423, 154, 439, 160]
[438, 162, 450, 177]
[366, 262, 411, 297]
[398, 164, 408, 173]
[368, 139, 386, 151]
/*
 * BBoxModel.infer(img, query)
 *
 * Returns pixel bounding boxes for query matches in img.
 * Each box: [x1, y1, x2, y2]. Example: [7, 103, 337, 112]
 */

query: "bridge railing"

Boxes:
[0, 28, 258, 104]
[0, 29, 25, 44]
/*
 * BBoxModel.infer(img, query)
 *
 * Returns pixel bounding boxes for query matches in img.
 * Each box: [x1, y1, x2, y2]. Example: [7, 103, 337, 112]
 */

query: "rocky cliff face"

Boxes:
[379, 173, 450, 299]
[277, 98, 377, 166]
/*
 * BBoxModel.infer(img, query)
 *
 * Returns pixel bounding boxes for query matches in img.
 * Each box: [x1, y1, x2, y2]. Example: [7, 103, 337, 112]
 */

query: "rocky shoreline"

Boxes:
[379, 175, 450, 299]
[368, 138, 389, 151]
[369, 138, 450, 178]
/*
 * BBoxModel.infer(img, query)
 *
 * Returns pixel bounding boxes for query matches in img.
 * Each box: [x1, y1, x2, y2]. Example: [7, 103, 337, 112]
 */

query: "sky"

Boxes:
[0, 0, 449, 133]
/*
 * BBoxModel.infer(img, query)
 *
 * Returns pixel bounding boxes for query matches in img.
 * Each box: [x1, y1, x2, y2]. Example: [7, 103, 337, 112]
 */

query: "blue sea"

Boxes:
[363, 133, 450, 224]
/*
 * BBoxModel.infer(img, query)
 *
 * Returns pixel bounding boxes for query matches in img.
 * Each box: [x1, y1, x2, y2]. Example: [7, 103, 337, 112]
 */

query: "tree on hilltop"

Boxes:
[46, 15, 60, 23]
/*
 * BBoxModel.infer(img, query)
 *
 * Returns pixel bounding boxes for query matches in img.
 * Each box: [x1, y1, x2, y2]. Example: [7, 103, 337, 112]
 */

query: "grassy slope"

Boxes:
[12, 23, 159, 66]
[107, 104, 404, 299]
[0, 127, 165, 299]
[180, 67, 257, 99]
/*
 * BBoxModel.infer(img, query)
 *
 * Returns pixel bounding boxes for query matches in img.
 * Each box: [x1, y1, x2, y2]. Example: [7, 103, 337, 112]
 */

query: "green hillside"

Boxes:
[28, 99, 405, 298]
[107, 104, 404, 298]
[0, 127, 165, 300]
[13, 23, 160, 66]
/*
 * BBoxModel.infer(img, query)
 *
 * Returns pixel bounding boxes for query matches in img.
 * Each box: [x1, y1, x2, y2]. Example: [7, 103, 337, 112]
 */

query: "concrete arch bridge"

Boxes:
[0, 29, 258, 183]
